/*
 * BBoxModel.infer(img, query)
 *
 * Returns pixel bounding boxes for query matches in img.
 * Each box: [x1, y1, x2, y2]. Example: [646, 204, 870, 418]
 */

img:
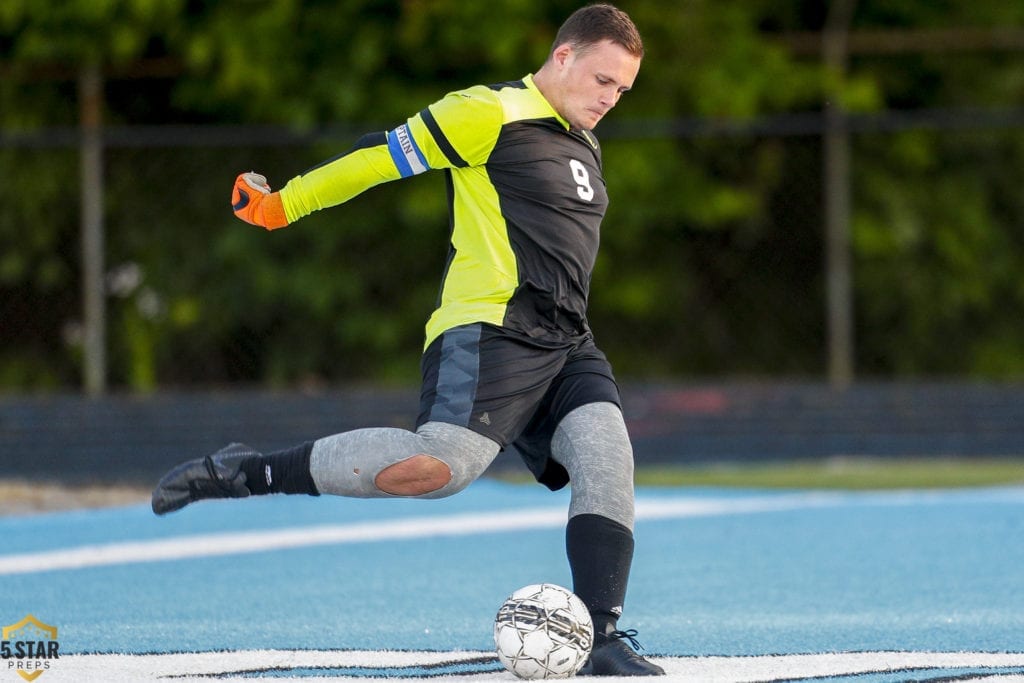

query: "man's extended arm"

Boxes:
[230, 135, 403, 230]
[230, 85, 504, 230]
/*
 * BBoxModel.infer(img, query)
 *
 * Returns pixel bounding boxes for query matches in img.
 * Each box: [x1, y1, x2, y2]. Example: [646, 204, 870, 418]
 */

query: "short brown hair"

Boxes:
[551, 4, 644, 59]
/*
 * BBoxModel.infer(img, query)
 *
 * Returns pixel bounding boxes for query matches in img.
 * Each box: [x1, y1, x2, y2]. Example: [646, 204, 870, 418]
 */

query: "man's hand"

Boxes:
[231, 172, 288, 229]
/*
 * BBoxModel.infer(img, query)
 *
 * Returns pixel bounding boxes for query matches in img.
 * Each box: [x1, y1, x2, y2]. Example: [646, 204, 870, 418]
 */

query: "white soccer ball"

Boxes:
[493, 583, 593, 679]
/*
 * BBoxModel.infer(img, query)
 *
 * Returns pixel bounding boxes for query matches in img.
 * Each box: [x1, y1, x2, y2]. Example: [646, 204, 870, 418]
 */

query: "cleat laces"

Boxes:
[203, 455, 233, 492]
[604, 629, 645, 652]
[580, 627, 664, 676]
[194, 454, 245, 498]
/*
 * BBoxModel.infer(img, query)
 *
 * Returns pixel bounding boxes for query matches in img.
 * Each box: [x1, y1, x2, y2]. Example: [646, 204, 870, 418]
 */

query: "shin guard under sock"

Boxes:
[566, 513, 634, 637]
[240, 441, 320, 496]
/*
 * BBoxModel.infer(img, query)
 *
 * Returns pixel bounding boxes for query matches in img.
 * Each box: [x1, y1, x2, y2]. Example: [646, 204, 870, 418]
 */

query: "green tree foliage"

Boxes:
[847, 1, 1024, 376]
[1, 0, 1022, 389]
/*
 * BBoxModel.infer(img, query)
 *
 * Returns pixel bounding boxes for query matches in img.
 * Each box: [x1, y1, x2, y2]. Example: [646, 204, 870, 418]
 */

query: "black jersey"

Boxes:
[279, 75, 609, 347]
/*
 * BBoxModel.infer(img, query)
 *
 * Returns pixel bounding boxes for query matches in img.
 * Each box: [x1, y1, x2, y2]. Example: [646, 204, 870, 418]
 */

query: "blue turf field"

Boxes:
[2, 480, 1023, 681]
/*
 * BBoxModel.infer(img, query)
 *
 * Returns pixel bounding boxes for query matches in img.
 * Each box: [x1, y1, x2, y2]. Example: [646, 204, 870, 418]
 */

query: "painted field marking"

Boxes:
[40, 648, 1024, 682]
[0, 493, 849, 576]
[3, 487, 1022, 577]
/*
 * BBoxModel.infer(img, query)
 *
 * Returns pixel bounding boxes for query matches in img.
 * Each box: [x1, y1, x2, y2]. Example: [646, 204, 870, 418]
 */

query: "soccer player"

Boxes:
[152, 4, 663, 676]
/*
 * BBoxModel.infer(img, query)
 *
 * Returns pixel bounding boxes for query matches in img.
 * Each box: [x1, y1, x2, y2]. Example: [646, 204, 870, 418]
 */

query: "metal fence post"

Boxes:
[823, 0, 857, 390]
[79, 63, 106, 396]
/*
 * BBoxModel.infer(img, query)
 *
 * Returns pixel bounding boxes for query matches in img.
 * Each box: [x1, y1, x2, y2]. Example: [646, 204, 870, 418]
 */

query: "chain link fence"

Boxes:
[2, 108, 1023, 392]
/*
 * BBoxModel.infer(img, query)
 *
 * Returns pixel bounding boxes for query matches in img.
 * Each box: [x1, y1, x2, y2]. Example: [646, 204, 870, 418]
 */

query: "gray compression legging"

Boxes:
[308, 401, 634, 530]
[309, 421, 500, 499]
[550, 401, 635, 530]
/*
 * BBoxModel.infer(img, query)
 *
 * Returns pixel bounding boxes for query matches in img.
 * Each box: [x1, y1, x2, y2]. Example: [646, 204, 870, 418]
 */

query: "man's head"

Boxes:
[550, 3, 644, 62]
[533, 4, 644, 130]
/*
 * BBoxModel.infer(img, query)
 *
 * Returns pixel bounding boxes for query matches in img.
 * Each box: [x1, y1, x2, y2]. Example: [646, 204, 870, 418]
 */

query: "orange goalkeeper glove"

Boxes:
[231, 172, 288, 229]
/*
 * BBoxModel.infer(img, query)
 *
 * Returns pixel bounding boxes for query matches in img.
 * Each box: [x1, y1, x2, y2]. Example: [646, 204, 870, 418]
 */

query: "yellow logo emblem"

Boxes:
[2, 615, 59, 681]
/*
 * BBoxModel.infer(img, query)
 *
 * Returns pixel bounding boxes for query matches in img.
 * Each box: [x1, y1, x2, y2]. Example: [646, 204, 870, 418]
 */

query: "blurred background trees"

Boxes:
[1, 0, 1023, 392]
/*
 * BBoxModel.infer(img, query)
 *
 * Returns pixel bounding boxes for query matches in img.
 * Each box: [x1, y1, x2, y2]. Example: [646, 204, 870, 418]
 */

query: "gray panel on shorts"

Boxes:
[428, 324, 481, 426]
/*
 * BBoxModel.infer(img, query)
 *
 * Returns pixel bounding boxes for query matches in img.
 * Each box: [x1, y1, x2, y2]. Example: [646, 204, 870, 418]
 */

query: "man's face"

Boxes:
[548, 39, 641, 130]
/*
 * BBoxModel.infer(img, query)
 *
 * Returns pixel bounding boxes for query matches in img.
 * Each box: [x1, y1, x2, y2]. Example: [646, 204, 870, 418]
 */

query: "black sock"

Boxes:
[566, 513, 634, 641]
[239, 441, 320, 496]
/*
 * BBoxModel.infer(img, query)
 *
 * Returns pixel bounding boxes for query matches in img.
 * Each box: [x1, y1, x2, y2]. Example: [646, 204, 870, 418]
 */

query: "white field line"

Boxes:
[40, 648, 1024, 682]
[0, 491, 900, 576]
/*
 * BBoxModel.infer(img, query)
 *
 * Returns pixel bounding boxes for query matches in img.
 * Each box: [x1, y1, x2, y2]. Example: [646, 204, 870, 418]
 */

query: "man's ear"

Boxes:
[551, 42, 573, 68]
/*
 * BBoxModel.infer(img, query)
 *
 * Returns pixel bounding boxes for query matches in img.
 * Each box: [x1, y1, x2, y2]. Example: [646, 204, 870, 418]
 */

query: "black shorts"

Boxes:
[417, 323, 621, 490]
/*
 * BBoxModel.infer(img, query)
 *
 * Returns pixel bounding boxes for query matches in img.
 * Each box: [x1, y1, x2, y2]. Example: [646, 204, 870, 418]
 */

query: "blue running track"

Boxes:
[1, 480, 1023, 681]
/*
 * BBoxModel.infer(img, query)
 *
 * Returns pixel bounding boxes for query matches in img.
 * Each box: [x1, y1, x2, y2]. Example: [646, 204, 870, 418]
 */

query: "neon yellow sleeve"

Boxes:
[406, 85, 504, 169]
[277, 85, 504, 224]
[279, 142, 400, 223]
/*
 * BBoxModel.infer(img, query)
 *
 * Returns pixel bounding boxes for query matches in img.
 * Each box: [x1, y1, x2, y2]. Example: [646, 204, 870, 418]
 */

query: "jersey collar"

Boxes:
[523, 73, 571, 130]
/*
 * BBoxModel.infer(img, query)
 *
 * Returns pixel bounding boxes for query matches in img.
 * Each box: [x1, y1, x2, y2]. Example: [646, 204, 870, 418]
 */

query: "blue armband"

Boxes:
[387, 123, 429, 177]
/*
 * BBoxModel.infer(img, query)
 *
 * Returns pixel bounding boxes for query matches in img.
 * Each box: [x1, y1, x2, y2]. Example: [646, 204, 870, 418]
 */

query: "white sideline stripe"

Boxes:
[42, 649, 1024, 682]
[0, 493, 846, 576]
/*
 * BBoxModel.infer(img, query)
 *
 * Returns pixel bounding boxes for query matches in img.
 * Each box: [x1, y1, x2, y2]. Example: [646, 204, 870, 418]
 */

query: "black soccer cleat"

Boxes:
[578, 629, 665, 677]
[151, 443, 257, 515]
